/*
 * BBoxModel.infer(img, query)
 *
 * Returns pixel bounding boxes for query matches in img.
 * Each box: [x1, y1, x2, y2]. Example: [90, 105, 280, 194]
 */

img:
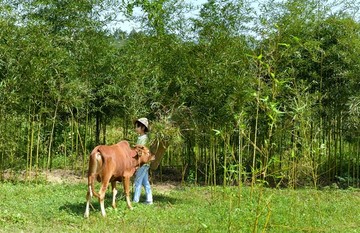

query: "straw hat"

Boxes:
[135, 117, 149, 131]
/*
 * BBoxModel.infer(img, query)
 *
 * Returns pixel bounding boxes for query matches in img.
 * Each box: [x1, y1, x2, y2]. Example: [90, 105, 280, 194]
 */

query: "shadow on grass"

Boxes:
[59, 193, 180, 216]
[59, 202, 88, 216]
[152, 193, 180, 204]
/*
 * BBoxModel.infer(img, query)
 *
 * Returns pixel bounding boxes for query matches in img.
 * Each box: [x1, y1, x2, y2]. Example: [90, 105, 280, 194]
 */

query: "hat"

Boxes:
[135, 117, 149, 131]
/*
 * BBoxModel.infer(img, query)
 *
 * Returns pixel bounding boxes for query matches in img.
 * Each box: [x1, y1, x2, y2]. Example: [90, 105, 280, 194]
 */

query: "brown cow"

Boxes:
[84, 140, 155, 218]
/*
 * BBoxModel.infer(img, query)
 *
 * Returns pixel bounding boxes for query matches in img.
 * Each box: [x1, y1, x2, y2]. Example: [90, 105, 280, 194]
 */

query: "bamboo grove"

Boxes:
[0, 0, 359, 188]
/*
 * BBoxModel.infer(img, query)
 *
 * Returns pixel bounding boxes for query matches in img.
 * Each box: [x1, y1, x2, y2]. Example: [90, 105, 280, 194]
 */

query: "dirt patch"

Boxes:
[152, 182, 179, 194]
[1, 169, 87, 184]
[45, 169, 87, 184]
[1, 169, 180, 192]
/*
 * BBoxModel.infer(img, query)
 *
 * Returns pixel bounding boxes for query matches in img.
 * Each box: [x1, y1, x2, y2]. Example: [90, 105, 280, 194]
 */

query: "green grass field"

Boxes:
[1, 180, 360, 233]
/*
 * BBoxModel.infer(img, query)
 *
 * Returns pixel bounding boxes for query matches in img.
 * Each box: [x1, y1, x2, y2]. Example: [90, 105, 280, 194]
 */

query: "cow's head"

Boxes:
[134, 145, 155, 165]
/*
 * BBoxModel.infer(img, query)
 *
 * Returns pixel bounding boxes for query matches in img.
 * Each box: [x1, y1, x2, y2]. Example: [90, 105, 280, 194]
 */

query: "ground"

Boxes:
[1, 169, 360, 232]
[1, 169, 178, 194]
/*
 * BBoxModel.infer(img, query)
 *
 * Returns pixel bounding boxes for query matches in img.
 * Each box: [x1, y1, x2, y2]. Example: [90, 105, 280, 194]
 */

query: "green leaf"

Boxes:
[212, 129, 221, 136]
[278, 43, 290, 48]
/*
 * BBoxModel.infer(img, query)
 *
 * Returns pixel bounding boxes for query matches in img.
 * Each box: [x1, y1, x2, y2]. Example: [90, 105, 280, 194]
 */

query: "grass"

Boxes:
[1, 181, 360, 233]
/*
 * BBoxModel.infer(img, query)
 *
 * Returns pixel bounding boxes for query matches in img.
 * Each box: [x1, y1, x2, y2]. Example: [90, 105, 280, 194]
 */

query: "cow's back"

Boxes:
[98, 141, 136, 178]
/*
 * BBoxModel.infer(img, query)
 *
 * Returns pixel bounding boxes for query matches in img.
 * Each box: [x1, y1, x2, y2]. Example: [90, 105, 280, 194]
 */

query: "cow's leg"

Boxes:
[84, 184, 92, 218]
[99, 178, 110, 217]
[84, 174, 96, 218]
[123, 176, 133, 210]
[111, 181, 118, 209]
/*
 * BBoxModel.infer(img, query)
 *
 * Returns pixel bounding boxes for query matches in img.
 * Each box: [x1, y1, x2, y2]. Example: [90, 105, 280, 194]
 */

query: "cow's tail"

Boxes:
[87, 148, 104, 199]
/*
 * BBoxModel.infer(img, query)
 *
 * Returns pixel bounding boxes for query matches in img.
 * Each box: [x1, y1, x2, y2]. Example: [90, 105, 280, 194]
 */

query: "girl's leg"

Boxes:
[142, 166, 153, 203]
[133, 166, 147, 202]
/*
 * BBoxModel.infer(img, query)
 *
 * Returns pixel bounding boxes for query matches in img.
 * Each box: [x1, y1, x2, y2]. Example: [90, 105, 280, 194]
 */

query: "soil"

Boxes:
[1, 169, 179, 194]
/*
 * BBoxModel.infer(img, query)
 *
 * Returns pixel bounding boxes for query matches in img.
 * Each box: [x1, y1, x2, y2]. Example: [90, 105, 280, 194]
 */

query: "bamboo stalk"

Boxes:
[327, 127, 331, 182]
[223, 134, 228, 186]
[238, 124, 243, 203]
[71, 111, 74, 168]
[195, 142, 198, 185]
[47, 97, 60, 171]
[82, 107, 89, 177]
[35, 116, 41, 177]
[26, 106, 31, 180]
[213, 134, 217, 186]
[64, 127, 67, 168]
[252, 64, 261, 193]
[29, 118, 35, 179]
[357, 140, 360, 187]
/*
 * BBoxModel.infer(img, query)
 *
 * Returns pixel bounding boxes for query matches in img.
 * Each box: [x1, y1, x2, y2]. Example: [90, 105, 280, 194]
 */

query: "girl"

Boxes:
[133, 117, 153, 204]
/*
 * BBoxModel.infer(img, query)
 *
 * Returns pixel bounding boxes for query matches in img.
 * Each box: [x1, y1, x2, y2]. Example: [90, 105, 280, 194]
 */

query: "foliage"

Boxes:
[0, 0, 360, 187]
